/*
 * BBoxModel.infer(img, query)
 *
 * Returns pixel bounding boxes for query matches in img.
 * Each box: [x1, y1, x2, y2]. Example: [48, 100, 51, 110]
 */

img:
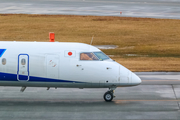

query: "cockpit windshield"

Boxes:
[80, 53, 99, 60]
[80, 52, 109, 61]
[93, 52, 110, 61]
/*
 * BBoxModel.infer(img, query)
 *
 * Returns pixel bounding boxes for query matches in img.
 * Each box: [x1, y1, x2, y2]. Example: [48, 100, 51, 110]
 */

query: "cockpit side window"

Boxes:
[80, 52, 99, 60]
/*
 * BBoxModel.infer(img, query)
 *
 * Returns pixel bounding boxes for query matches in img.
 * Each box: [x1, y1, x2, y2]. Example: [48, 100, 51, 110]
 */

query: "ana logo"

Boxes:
[0, 49, 6, 57]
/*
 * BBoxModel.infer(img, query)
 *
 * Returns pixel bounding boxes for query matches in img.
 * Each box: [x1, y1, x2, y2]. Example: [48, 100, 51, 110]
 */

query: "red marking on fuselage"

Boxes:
[68, 52, 72, 56]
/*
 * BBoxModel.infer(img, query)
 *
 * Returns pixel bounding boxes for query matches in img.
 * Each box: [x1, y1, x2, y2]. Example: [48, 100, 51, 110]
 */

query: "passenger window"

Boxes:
[2, 58, 6, 65]
[21, 59, 26, 65]
[80, 53, 99, 60]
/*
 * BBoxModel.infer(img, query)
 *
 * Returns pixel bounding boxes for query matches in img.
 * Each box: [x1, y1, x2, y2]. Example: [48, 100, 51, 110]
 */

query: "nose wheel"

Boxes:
[104, 91, 113, 102]
[103, 89, 115, 102]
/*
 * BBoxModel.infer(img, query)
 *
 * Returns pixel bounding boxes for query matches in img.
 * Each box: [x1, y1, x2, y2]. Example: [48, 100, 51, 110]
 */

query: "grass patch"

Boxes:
[112, 57, 180, 72]
[0, 14, 180, 71]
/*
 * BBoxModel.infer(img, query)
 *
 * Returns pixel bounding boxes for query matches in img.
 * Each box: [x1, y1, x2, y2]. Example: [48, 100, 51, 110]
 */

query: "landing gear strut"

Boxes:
[103, 88, 116, 102]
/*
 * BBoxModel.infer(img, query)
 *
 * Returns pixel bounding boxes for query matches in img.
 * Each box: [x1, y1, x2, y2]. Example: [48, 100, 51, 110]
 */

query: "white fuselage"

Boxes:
[0, 41, 141, 88]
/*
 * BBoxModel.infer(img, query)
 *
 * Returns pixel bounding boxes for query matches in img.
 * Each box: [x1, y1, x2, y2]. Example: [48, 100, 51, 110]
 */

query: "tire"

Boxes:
[103, 91, 113, 102]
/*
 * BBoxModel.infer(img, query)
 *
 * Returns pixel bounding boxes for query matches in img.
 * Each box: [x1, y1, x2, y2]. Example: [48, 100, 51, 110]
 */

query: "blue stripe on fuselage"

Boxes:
[0, 72, 84, 83]
[0, 49, 6, 57]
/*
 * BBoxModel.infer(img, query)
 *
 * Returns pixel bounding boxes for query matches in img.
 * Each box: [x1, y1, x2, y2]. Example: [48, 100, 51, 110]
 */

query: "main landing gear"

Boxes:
[103, 88, 116, 102]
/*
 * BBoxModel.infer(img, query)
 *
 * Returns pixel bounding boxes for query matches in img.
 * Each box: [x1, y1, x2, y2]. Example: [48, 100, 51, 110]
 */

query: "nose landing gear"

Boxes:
[103, 87, 116, 102]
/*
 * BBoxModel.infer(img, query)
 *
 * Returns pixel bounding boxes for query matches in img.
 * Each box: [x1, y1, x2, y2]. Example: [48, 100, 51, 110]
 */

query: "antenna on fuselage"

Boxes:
[90, 35, 94, 45]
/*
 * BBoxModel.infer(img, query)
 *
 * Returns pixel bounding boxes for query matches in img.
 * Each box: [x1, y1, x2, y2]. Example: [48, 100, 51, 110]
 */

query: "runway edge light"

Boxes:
[49, 32, 55, 42]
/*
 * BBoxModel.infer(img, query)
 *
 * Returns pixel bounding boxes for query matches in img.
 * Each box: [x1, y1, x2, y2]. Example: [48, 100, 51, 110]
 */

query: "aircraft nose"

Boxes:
[131, 73, 141, 85]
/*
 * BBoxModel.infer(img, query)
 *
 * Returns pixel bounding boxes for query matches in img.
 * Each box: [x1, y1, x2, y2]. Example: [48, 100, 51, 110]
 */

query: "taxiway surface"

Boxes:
[0, 0, 180, 19]
[0, 73, 180, 120]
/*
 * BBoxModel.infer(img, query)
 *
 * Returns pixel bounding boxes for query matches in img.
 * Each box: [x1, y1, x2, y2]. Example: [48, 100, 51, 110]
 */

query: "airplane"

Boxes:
[0, 41, 141, 102]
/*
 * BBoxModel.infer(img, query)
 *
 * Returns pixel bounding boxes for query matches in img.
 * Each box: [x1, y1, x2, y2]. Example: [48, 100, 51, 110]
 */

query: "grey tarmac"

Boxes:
[0, 0, 180, 19]
[0, 73, 180, 120]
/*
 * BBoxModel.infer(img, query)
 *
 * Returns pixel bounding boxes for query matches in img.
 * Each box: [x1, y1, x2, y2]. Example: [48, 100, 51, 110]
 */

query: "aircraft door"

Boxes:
[46, 54, 59, 79]
[17, 54, 29, 81]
